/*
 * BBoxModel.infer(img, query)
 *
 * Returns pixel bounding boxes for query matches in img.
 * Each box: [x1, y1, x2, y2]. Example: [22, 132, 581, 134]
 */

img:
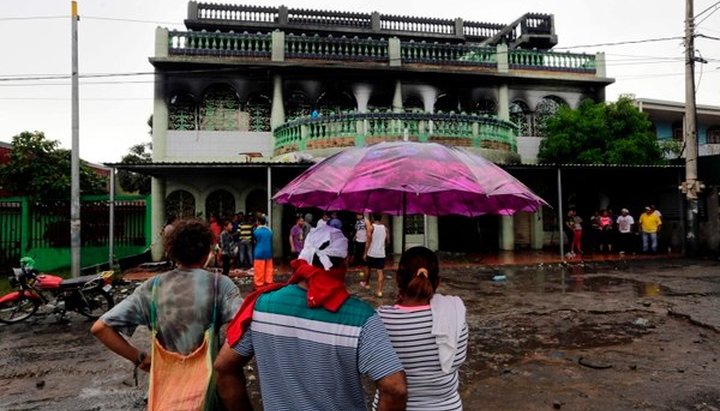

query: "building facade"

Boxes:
[144, 1, 613, 259]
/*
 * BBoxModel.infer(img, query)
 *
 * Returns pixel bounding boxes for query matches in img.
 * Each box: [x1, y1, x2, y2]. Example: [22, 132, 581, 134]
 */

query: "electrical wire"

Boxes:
[553, 36, 685, 50]
[0, 16, 66, 21]
[697, 33, 720, 41]
[82, 16, 183, 25]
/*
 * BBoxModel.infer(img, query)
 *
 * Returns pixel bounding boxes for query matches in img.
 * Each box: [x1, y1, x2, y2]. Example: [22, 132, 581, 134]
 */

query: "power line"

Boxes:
[0, 97, 151, 101]
[0, 16, 65, 21]
[554, 36, 685, 50]
[697, 33, 720, 41]
[695, 0, 720, 24]
[83, 16, 183, 25]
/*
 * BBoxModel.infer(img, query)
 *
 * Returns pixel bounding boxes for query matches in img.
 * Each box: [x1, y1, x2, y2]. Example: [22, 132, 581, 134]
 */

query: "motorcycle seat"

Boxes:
[60, 275, 101, 288]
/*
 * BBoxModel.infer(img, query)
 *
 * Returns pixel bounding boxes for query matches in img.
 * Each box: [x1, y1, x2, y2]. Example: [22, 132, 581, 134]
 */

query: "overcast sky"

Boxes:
[1, 0, 719, 163]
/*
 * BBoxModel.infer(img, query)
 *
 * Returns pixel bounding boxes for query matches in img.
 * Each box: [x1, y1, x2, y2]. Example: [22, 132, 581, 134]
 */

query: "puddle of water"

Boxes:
[441, 264, 667, 298]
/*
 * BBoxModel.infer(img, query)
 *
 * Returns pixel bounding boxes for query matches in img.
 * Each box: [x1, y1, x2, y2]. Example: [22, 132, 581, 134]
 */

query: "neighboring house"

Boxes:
[123, 1, 616, 260]
[633, 99, 720, 255]
[636, 98, 720, 158]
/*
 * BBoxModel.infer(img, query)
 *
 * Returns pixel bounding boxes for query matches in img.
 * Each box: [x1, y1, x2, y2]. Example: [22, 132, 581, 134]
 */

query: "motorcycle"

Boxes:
[0, 257, 115, 324]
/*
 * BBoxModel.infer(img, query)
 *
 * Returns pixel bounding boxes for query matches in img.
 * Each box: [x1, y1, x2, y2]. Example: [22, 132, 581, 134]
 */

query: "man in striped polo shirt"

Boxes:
[215, 225, 407, 411]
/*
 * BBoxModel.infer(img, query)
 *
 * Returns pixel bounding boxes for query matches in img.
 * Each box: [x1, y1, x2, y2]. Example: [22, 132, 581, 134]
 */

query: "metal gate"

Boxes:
[0, 200, 22, 269]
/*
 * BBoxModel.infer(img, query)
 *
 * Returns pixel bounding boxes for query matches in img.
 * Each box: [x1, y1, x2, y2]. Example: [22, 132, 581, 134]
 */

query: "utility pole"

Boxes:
[683, 0, 704, 256]
[71, 1, 81, 277]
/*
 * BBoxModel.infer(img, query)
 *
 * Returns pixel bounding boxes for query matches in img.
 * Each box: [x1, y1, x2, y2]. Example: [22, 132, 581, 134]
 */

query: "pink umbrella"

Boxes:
[273, 141, 548, 216]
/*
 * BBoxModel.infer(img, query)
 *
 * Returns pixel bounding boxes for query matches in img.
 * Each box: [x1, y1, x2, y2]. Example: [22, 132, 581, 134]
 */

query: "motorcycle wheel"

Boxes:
[77, 289, 114, 319]
[0, 295, 39, 324]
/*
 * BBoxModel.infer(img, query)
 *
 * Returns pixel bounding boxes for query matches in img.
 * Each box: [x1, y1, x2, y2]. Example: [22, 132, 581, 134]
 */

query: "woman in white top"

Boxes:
[363, 213, 389, 297]
[374, 246, 468, 411]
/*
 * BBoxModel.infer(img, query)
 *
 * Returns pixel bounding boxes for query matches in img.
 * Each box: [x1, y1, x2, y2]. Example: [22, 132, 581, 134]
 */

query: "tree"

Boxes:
[0, 131, 107, 203]
[538, 96, 664, 165]
[117, 143, 152, 195]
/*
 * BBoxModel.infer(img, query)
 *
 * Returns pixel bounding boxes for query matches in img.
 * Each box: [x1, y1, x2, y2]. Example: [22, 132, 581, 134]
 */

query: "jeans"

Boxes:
[238, 240, 253, 268]
[642, 232, 657, 253]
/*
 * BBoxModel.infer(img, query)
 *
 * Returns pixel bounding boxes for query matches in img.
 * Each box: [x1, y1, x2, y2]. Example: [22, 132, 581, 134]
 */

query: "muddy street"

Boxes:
[2, 258, 720, 410]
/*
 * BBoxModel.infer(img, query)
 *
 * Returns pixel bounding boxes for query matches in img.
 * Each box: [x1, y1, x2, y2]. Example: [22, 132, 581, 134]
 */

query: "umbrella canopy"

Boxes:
[273, 141, 548, 216]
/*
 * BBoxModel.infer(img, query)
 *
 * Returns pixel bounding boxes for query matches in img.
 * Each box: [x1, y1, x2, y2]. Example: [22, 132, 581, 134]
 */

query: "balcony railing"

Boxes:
[273, 111, 517, 156]
[168, 30, 271, 57]
[509, 49, 595, 73]
[165, 30, 597, 75]
[401, 41, 496, 66]
[285, 34, 388, 61]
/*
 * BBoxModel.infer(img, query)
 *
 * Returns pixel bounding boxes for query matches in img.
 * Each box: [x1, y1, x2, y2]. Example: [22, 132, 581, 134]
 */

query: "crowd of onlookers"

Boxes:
[564, 204, 664, 258]
[94, 213, 467, 411]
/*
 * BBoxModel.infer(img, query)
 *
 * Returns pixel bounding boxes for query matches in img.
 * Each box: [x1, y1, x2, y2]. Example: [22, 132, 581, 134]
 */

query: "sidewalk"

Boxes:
[120, 249, 682, 282]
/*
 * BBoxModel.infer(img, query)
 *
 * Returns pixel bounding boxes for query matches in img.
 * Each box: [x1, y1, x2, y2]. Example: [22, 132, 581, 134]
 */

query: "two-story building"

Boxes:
[134, 1, 615, 259]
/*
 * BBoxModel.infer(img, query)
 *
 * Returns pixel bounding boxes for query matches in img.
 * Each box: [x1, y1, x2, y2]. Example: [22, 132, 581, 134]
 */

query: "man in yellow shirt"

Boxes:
[638, 206, 662, 254]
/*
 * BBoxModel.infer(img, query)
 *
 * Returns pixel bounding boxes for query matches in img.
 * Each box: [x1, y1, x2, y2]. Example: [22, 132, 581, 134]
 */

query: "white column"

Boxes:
[354, 84, 371, 113]
[270, 75, 285, 130]
[150, 177, 166, 261]
[392, 81, 403, 113]
[498, 84, 510, 122]
[499, 215, 514, 251]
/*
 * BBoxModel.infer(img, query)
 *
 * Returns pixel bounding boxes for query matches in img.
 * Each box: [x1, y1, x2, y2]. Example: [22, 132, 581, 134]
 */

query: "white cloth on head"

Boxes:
[430, 293, 467, 374]
[298, 225, 348, 270]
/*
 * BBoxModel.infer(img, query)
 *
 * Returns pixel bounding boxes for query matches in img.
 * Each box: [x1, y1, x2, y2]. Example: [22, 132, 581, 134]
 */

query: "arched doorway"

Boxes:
[245, 189, 267, 215]
[166, 190, 196, 219]
[474, 98, 496, 116]
[287, 90, 312, 120]
[315, 89, 356, 115]
[206, 189, 236, 220]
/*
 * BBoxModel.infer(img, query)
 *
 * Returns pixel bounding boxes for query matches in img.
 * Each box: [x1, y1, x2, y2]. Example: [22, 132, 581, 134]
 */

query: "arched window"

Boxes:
[166, 190, 196, 219]
[168, 94, 197, 131]
[534, 96, 567, 137]
[200, 84, 240, 131]
[474, 98, 496, 116]
[403, 96, 424, 113]
[206, 190, 236, 220]
[246, 92, 271, 132]
[435, 93, 462, 113]
[316, 89, 356, 115]
[509, 100, 531, 136]
[707, 126, 720, 144]
[367, 90, 392, 112]
[287, 90, 311, 120]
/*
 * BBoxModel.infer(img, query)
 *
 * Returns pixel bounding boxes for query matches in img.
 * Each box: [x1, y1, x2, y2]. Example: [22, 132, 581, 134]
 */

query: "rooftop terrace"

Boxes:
[185, 1, 557, 49]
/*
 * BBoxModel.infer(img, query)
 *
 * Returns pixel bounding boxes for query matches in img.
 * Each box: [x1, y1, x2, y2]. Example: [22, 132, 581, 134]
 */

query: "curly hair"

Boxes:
[165, 219, 213, 266]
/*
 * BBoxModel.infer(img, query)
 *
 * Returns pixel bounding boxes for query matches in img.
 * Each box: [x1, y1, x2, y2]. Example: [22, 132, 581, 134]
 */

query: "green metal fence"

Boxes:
[0, 195, 150, 272]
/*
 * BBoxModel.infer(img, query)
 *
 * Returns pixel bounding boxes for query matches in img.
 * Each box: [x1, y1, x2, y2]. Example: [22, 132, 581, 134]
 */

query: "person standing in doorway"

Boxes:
[639, 206, 662, 254]
[252, 215, 274, 289]
[616, 208, 635, 254]
[289, 216, 305, 261]
[365, 213, 390, 298]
